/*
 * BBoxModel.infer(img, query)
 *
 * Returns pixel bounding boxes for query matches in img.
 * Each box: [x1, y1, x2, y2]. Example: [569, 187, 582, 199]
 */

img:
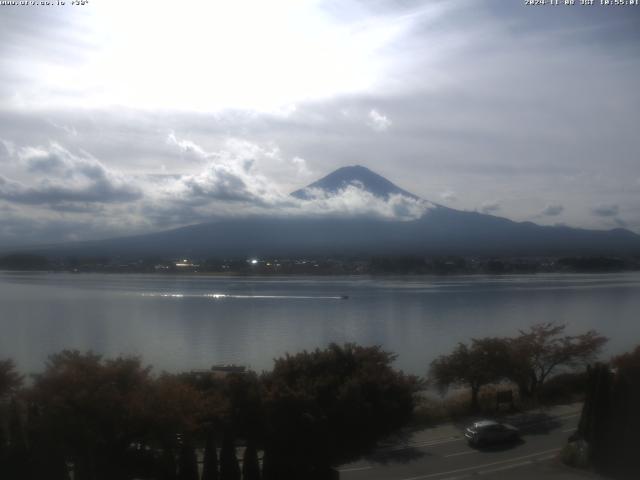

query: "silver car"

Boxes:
[465, 420, 519, 446]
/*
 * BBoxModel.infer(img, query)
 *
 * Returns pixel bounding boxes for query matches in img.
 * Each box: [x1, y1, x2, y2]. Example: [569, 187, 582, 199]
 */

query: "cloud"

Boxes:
[542, 204, 564, 216]
[2, 129, 637, 246]
[148, 137, 433, 223]
[480, 201, 500, 214]
[167, 132, 210, 161]
[172, 163, 263, 204]
[156, 136, 290, 208]
[47, 120, 78, 137]
[48, 202, 107, 214]
[367, 109, 392, 132]
[0, 137, 433, 243]
[292, 156, 311, 177]
[0, 0, 640, 240]
[1, 0, 640, 242]
[294, 183, 432, 221]
[592, 204, 620, 217]
[0, 205, 142, 247]
[614, 217, 627, 228]
[0, 139, 15, 160]
[0, 143, 141, 206]
[440, 190, 457, 203]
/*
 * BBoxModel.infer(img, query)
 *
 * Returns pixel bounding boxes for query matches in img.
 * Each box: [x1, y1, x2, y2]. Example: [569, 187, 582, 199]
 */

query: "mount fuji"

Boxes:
[291, 165, 419, 201]
[18, 165, 640, 258]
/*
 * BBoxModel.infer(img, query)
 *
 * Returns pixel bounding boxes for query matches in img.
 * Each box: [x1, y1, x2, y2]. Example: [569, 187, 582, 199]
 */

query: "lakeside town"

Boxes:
[1, 253, 639, 276]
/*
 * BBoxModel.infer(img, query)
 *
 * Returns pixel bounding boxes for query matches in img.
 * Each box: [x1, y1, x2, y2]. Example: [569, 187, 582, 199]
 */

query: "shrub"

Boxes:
[560, 440, 590, 469]
[538, 372, 587, 405]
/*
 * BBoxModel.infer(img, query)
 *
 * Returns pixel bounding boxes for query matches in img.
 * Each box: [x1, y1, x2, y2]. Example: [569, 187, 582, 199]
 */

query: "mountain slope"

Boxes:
[18, 166, 640, 258]
[291, 165, 419, 200]
[30, 206, 640, 259]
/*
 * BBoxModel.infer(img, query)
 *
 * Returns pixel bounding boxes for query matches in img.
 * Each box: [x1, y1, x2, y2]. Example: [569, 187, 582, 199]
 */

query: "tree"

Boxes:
[263, 343, 418, 475]
[219, 430, 240, 480]
[144, 373, 204, 448]
[0, 359, 23, 398]
[224, 372, 263, 435]
[429, 338, 511, 411]
[201, 431, 219, 480]
[28, 425, 70, 480]
[0, 360, 23, 479]
[576, 345, 640, 478]
[0, 425, 8, 478]
[5, 399, 30, 480]
[29, 350, 153, 480]
[242, 439, 261, 480]
[177, 436, 199, 480]
[612, 344, 640, 371]
[261, 448, 277, 480]
[508, 323, 607, 399]
[157, 445, 178, 480]
[0, 253, 48, 270]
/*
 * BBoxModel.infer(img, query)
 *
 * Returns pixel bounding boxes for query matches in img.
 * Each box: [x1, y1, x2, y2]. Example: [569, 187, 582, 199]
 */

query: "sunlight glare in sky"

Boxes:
[41, 0, 412, 112]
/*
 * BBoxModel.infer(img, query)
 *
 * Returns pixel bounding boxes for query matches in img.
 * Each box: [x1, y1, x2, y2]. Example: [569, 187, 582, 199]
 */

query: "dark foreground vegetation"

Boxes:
[0, 344, 418, 480]
[1, 329, 637, 479]
[1, 253, 639, 275]
[428, 323, 607, 412]
[427, 323, 639, 478]
[566, 346, 640, 479]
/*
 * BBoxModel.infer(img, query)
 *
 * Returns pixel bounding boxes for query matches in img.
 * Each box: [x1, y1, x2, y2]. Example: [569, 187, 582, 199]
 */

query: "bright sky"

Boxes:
[7, 0, 423, 112]
[0, 0, 639, 245]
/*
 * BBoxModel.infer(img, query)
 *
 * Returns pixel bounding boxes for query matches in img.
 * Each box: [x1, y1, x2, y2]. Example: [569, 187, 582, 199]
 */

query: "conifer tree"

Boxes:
[6, 399, 30, 480]
[178, 436, 199, 480]
[158, 445, 178, 480]
[0, 425, 8, 479]
[202, 431, 219, 480]
[242, 440, 261, 480]
[219, 431, 240, 480]
[260, 448, 277, 480]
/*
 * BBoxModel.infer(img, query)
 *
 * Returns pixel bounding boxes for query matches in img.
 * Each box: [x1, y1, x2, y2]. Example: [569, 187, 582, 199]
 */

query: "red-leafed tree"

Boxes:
[508, 323, 608, 398]
[430, 337, 511, 410]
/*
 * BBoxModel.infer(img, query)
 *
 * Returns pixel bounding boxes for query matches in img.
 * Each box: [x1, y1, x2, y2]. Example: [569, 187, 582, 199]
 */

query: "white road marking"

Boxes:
[560, 413, 580, 419]
[340, 412, 579, 477]
[382, 437, 463, 453]
[477, 460, 533, 475]
[478, 453, 557, 475]
[444, 450, 477, 458]
[391, 413, 580, 453]
[399, 448, 561, 480]
[338, 465, 372, 472]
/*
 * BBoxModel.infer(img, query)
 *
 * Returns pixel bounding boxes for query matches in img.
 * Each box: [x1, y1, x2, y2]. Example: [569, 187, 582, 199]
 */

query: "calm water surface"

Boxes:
[1, 271, 639, 375]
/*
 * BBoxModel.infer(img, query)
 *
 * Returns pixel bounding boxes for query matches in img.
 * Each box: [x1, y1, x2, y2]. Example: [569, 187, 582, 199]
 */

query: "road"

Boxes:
[338, 405, 597, 480]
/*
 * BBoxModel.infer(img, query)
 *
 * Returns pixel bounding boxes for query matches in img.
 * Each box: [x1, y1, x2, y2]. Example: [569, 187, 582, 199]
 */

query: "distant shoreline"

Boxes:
[2, 252, 639, 276]
[2, 267, 639, 276]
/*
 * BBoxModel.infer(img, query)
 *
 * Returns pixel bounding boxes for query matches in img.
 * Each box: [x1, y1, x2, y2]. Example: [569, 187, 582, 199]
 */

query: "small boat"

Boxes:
[340, 295, 349, 300]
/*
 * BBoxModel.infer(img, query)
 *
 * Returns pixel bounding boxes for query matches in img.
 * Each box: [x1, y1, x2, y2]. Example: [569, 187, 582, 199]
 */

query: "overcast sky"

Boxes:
[1, 0, 639, 246]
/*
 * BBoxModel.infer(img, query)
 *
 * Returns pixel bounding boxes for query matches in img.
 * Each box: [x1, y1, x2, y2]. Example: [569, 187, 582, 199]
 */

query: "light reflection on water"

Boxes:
[1, 271, 639, 375]
[140, 293, 345, 299]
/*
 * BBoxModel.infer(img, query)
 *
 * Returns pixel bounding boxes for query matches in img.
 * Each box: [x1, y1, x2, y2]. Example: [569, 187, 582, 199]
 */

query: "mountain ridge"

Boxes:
[291, 165, 420, 200]
[6, 165, 640, 258]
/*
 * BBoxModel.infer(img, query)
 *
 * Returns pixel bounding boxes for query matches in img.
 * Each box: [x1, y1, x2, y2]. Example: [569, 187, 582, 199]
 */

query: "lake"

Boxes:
[1, 271, 639, 376]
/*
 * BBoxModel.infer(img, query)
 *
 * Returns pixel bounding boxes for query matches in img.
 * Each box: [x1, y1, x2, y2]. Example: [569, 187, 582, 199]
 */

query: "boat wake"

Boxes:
[140, 293, 346, 300]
